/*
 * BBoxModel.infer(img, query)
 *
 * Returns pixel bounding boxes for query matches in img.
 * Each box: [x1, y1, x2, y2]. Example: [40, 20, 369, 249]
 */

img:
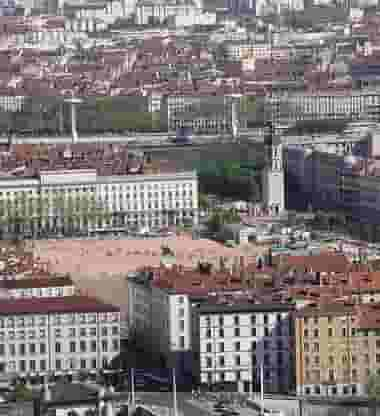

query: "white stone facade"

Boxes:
[0, 305, 120, 379]
[0, 170, 198, 236]
[195, 305, 294, 393]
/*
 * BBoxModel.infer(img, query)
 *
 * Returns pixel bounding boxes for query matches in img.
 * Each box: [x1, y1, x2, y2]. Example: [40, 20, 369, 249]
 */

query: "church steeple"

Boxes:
[261, 121, 285, 216]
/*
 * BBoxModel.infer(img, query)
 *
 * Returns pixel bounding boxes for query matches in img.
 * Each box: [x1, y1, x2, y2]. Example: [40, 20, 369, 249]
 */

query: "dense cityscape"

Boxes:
[0, 0, 380, 415]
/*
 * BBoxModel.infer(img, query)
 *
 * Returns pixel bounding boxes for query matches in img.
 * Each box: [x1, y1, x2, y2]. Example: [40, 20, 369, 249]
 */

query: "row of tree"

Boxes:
[0, 194, 113, 237]
[0, 96, 166, 135]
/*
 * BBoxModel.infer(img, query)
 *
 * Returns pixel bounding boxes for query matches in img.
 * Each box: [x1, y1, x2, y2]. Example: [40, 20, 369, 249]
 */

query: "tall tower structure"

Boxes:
[261, 121, 285, 216]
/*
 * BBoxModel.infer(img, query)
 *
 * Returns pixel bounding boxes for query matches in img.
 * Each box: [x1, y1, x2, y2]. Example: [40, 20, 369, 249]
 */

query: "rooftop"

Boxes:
[194, 299, 294, 314]
[0, 295, 119, 315]
[0, 275, 74, 290]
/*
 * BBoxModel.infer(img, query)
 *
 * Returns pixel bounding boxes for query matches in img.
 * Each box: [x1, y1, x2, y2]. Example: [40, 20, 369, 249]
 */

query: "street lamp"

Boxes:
[172, 367, 178, 416]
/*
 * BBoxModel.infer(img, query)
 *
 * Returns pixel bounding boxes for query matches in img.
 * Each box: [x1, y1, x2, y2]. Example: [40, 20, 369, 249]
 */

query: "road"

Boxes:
[137, 392, 261, 416]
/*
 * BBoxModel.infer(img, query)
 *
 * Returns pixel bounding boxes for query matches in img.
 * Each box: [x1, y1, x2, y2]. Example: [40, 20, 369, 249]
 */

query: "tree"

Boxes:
[14, 383, 33, 401]
[199, 193, 211, 213]
[368, 373, 380, 399]
[207, 208, 240, 233]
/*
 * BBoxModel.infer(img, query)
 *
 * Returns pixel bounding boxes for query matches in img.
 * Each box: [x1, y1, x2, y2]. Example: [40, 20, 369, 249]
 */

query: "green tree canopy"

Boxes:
[14, 383, 33, 401]
[368, 372, 380, 400]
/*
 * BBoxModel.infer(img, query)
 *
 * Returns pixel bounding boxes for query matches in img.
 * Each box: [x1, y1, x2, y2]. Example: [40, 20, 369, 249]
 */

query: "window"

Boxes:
[206, 357, 212, 368]
[251, 315, 256, 324]
[304, 343, 309, 352]
[251, 341, 256, 351]
[91, 359, 97, 369]
[219, 356, 225, 367]
[219, 329, 224, 338]
[70, 342, 76, 353]
[206, 329, 212, 338]
[234, 328, 240, 337]
[264, 341, 271, 350]
[20, 360, 26, 372]
[29, 344, 36, 355]
[55, 342, 61, 354]
[178, 336, 185, 348]
[264, 327, 270, 337]
[328, 328, 333, 337]
[90, 327, 97, 337]
[179, 320, 185, 331]
[55, 329, 61, 338]
[80, 328, 86, 337]
[56, 359, 61, 370]
[234, 316, 240, 325]
[304, 329, 309, 337]
[30, 360, 36, 372]
[314, 329, 319, 338]
[102, 340, 108, 352]
[251, 328, 256, 336]
[102, 327, 108, 337]
[264, 354, 270, 365]
[235, 341, 240, 351]
[0, 344, 4, 356]
[113, 339, 119, 351]
[40, 360, 46, 371]
[219, 316, 224, 326]
[19, 344, 25, 355]
[219, 342, 224, 353]
[206, 343, 212, 353]
[264, 315, 269, 325]
[313, 343, 319, 353]
[9, 344, 15, 356]
[80, 341, 86, 353]
[112, 326, 119, 336]
[40, 343, 46, 354]
[220, 372, 225, 381]
[80, 359, 86, 369]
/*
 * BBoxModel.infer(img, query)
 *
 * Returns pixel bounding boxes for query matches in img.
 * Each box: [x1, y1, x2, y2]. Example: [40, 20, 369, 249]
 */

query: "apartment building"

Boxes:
[0, 147, 198, 236]
[285, 144, 380, 240]
[0, 276, 76, 299]
[223, 41, 290, 62]
[127, 258, 280, 386]
[295, 301, 380, 397]
[136, 0, 200, 25]
[127, 270, 194, 383]
[0, 296, 120, 383]
[273, 92, 380, 123]
[193, 301, 294, 393]
[164, 95, 233, 133]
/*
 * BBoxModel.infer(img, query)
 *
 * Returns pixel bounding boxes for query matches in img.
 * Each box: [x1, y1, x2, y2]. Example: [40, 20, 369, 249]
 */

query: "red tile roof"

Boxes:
[284, 253, 350, 273]
[0, 275, 74, 290]
[0, 295, 119, 315]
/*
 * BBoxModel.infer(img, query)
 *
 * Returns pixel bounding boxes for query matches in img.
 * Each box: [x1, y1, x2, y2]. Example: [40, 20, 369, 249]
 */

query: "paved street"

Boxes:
[137, 392, 261, 416]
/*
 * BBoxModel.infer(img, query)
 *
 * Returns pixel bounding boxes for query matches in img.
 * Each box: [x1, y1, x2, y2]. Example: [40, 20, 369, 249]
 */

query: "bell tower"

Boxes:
[261, 122, 285, 216]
